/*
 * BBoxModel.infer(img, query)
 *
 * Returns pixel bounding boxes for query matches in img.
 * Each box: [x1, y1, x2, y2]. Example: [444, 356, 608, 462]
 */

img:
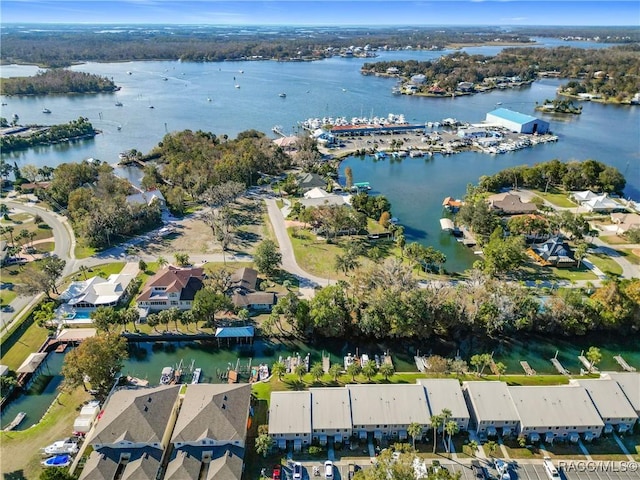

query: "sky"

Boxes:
[1, 0, 639, 25]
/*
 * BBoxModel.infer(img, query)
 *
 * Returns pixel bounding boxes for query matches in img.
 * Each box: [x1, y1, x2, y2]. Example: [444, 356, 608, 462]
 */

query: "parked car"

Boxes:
[324, 460, 333, 479]
[1, 305, 14, 313]
[293, 462, 302, 480]
[348, 463, 356, 480]
[272, 464, 282, 480]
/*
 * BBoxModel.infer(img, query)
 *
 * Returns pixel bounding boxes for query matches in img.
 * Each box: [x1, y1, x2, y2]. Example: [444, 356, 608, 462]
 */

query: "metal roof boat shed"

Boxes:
[570, 379, 638, 433]
[508, 385, 604, 441]
[214, 326, 255, 338]
[462, 381, 520, 436]
[16, 352, 48, 373]
[486, 108, 549, 134]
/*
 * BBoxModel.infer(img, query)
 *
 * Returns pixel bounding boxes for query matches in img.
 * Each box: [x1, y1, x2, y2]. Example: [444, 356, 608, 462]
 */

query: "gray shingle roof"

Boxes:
[171, 384, 251, 444]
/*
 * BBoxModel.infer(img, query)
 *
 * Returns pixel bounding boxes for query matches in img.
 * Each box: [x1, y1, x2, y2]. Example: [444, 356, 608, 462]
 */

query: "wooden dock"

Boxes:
[520, 361, 536, 376]
[3, 412, 26, 432]
[578, 355, 598, 374]
[613, 355, 636, 372]
[54, 343, 68, 353]
[550, 357, 570, 376]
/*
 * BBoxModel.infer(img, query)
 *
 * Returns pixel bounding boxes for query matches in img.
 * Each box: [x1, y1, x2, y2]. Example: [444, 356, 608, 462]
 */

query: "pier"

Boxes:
[613, 355, 636, 372]
[520, 361, 537, 376]
[322, 351, 330, 374]
[3, 412, 26, 432]
[550, 351, 570, 376]
[578, 353, 599, 373]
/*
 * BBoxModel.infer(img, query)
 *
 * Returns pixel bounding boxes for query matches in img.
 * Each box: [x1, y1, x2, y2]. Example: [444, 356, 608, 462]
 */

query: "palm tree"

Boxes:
[346, 362, 361, 382]
[329, 363, 342, 383]
[407, 422, 422, 451]
[362, 361, 378, 382]
[379, 363, 395, 381]
[272, 361, 286, 382]
[157, 256, 168, 268]
[2, 225, 15, 246]
[467, 440, 479, 456]
[0, 204, 9, 218]
[295, 363, 307, 382]
[440, 408, 452, 448]
[78, 265, 90, 280]
[430, 414, 443, 453]
[310, 362, 324, 384]
[444, 421, 460, 453]
[180, 310, 194, 332]
[146, 313, 159, 333]
[486, 440, 498, 458]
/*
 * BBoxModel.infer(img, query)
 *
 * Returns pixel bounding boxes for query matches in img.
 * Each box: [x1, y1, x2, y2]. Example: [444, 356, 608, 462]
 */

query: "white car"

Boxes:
[293, 462, 302, 480]
[324, 460, 333, 479]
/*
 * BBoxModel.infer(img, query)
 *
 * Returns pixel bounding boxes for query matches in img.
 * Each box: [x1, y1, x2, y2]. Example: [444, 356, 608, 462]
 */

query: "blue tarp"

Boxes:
[215, 326, 255, 338]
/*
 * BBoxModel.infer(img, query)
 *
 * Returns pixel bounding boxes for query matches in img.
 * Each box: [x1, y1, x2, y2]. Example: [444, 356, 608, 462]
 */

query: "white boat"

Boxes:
[191, 368, 202, 384]
[163, 77, 168, 81]
[117, 125, 122, 131]
[543, 457, 560, 479]
[207, 98, 212, 102]
[115, 101, 123, 107]
[42, 455, 72, 468]
[127, 71, 132, 75]
[160, 366, 174, 385]
[42, 108, 51, 114]
[258, 364, 269, 381]
[42, 438, 79, 456]
[344, 353, 354, 369]
[148, 105, 155, 109]
[279, 93, 286, 98]
[235, 84, 241, 89]
[361, 354, 370, 366]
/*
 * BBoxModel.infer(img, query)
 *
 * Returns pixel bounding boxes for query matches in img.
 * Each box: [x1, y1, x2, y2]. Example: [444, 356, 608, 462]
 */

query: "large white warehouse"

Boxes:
[486, 108, 549, 134]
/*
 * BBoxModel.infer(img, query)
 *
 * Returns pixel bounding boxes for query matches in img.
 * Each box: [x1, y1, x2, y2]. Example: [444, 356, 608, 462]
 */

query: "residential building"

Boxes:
[228, 267, 277, 311]
[610, 212, 640, 235]
[298, 195, 351, 209]
[79, 448, 162, 480]
[485, 108, 549, 134]
[347, 384, 430, 441]
[164, 449, 243, 480]
[309, 387, 353, 445]
[583, 194, 620, 213]
[58, 273, 135, 309]
[570, 379, 638, 433]
[125, 188, 166, 208]
[572, 190, 599, 204]
[417, 379, 470, 431]
[487, 193, 538, 215]
[462, 381, 520, 436]
[269, 391, 312, 451]
[229, 267, 258, 293]
[530, 237, 577, 268]
[136, 266, 204, 311]
[600, 372, 640, 419]
[508, 385, 604, 442]
[297, 172, 328, 192]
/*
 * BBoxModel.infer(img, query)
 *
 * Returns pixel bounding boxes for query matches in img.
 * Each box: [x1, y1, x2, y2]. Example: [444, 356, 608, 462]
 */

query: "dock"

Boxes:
[456, 226, 477, 247]
[520, 361, 536, 376]
[54, 343, 68, 353]
[322, 351, 330, 374]
[3, 412, 26, 432]
[414, 356, 429, 372]
[383, 353, 393, 366]
[578, 355, 599, 374]
[550, 353, 570, 376]
[613, 355, 636, 372]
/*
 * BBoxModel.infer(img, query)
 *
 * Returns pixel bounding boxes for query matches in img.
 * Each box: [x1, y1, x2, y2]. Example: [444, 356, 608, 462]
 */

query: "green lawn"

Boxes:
[624, 250, 640, 265]
[74, 241, 97, 259]
[288, 228, 348, 279]
[530, 189, 577, 208]
[587, 252, 623, 276]
[518, 263, 597, 282]
[0, 289, 17, 306]
[586, 436, 628, 460]
[0, 316, 51, 371]
[599, 235, 629, 245]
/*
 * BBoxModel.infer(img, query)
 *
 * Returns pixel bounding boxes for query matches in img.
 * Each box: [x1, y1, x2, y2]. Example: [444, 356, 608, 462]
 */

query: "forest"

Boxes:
[1, 69, 118, 95]
[0, 117, 98, 152]
[363, 45, 640, 102]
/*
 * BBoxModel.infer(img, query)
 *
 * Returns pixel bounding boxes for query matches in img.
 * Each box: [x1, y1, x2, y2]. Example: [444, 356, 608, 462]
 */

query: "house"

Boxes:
[89, 385, 180, 451]
[570, 379, 638, 433]
[298, 194, 351, 209]
[487, 193, 537, 215]
[269, 391, 312, 451]
[417, 379, 471, 431]
[572, 190, 599, 204]
[600, 372, 640, 419]
[297, 173, 328, 192]
[531, 237, 577, 268]
[347, 384, 431, 441]
[456, 81, 475, 92]
[231, 291, 276, 311]
[79, 448, 162, 480]
[508, 385, 604, 443]
[485, 108, 549, 134]
[136, 266, 205, 311]
[462, 381, 520, 437]
[309, 387, 353, 445]
[164, 449, 243, 480]
[230, 267, 258, 293]
[583, 194, 620, 213]
[125, 189, 166, 208]
[610, 213, 640, 235]
[58, 273, 135, 309]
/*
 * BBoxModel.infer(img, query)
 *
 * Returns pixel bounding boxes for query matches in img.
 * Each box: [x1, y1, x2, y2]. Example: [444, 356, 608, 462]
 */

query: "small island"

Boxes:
[535, 98, 583, 114]
[0, 69, 118, 96]
[0, 117, 98, 152]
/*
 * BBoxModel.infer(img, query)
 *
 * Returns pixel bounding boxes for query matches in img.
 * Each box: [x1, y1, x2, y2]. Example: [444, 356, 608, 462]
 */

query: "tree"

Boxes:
[408, 422, 422, 450]
[470, 353, 492, 376]
[379, 362, 395, 381]
[574, 242, 589, 268]
[440, 408, 452, 448]
[494, 361, 507, 380]
[295, 363, 307, 381]
[444, 420, 459, 453]
[192, 288, 233, 328]
[179, 310, 194, 331]
[91, 306, 119, 332]
[34, 301, 56, 329]
[430, 414, 443, 453]
[174, 252, 190, 266]
[138, 259, 147, 272]
[379, 211, 391, 229]
[481, 228, 525, 277]
[61, 333, 127, 395]
[157, 256, 168, 268]
[272, 361, 286, 381]
[254, 239, 282, 277]
[346, 362, 361, 382]
[468, 440, 479, 456]
[585, 346, 602, 372]
[361, 361, 378, 382]
[255, 434, 274, 457]
[146, 313, 160, 332]
[310, 362, 324, 383]
[329, 363, 342, 382]
[486, 440, 499, 458]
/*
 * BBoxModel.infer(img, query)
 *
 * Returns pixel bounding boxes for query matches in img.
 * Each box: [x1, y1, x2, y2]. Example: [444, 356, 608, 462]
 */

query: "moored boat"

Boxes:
[160, 366, 174, 385]
[191, 367, 202, 384]
[115, 101, 123, 107]
[279, 93, 286, 98]
[42, 108, 51, 114]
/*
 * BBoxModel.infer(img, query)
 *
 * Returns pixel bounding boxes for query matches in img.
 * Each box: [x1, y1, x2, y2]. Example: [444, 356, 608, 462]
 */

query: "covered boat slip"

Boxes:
[214, 326, 255, 346]
[16, 353, 48, 374]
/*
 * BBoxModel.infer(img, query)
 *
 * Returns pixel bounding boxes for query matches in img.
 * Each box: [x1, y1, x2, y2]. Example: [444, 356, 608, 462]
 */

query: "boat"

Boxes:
[42, 438, 79, 456]
[115, 101, 123, 107]
[12, 114, 19, 121]
[235, 84, 241, 89]
[279, 93, 286, 98]
[258, 364, 269, 381]
[160, 366, 174, 385]
[148, 105, 155, 109]
[3, 412, 26, 432]
[55, 343, 67, 353]
[344, 353, 355, 370]
[542, 457, 560, 480]
[127, 71, 132, 75]
[117, 125, 122, 131]
[42, 455, 71, 468]
[42, 108, 51, 114]
[191, 367, 202, 384]
[163, 77, 168, 81]
[207, 98, 212, 102]
[238, 70, 244, 73]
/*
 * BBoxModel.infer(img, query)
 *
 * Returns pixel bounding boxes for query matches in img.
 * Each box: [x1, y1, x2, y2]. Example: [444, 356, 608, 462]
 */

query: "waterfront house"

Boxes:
[58, 273, 135, 310]
[136, 266, 205, 312]
[269, 391, 312, 451]
[309, 387, 353, 445]
[231, 291, 277, 311]
[298, 194, 351, 210]
[297, 172, 328, 193]
[570, 379, 638, 433]
[600, 372, 640, 419]
[485, 108, 549, 134]
[417, 379, 470, 431]
[487, 193, 538, 215]
[125, 188, 166, 208]
[79, 448, 162, 480]
[347, 384, 431, 441]
[530, 236, 577, 268]
[508, 385, 604, 442]
[462, 381, 520, 437]
[230, 267, 258, 293]
[583, 194, 620, 213]
[572, 190, 599, 204]
[610, 212, 640, 235]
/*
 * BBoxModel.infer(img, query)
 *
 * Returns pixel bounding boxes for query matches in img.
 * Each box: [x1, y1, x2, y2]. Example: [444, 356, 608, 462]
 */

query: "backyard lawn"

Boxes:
[0, 316, 51, 371]
[587, 252, 623, 276]
[531, 189, 577, 208]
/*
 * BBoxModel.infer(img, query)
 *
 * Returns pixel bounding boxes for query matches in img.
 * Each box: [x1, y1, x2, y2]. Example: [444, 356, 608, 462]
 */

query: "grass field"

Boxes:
[0, 289, 17, 306]
[518, 263, 597, 282]
[74, 241, 98, 259]
[531, 189, 577, 208]
[0, 315, 50, 371]
[587, 252, 623, 276]
[288, 228, 348, 279]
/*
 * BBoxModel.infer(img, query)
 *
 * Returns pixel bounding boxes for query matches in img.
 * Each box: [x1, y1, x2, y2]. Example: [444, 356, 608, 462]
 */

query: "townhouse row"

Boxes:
[268, 373, 640, 449]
